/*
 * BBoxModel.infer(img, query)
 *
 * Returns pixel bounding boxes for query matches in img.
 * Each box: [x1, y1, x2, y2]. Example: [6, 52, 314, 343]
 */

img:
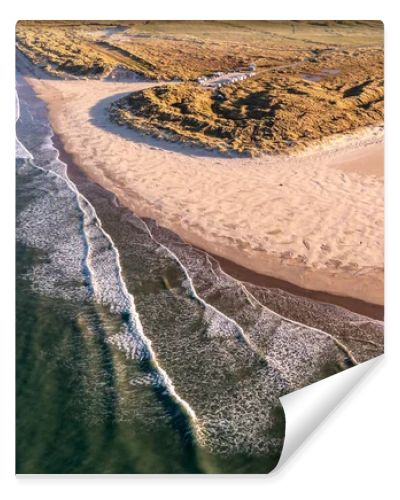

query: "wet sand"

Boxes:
[50, 130, 383, 370]
[27, 77, 384, 306]
[212, 253, 383, 320]
[52, 132, 383, 322]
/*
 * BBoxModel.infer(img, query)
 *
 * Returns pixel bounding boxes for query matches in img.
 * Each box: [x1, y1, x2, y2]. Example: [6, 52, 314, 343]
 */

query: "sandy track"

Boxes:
[27, 78, 384, 305]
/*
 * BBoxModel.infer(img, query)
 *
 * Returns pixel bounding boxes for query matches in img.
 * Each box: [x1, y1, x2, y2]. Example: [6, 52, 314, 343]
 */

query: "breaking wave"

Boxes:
[16, 83, 201, 441]
[16, 74, 382, 466]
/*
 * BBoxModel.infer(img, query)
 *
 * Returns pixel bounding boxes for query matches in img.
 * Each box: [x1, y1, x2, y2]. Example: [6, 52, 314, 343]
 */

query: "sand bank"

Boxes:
[27, 77, 384, 305]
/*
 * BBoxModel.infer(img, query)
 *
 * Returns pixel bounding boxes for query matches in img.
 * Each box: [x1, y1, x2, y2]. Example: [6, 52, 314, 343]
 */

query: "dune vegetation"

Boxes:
[109, 43, 383, 155]
[17, 20, 384, 154]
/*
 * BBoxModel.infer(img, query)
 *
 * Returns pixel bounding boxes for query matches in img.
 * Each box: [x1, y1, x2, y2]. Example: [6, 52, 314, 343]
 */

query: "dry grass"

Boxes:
[16, 20, 384, 154]
[16, 20, 383, 80]
[110, 46, 383, 155]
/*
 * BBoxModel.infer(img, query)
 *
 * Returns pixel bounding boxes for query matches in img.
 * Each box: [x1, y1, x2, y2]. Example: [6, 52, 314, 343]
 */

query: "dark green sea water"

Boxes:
[15, 156, 284, 473]
[15, 77, 284, 474]
[15, 78, 201, 473]
[16, 73, 359, 474]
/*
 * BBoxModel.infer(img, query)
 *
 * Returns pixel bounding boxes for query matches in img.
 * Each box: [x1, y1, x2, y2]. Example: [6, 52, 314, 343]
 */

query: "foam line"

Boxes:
[194, 245, 361, 365]
[148, 231, 362, 367]
[16, 90, 33, 159]
[137, 217, 268, 361]
[16, 88, 202, 441]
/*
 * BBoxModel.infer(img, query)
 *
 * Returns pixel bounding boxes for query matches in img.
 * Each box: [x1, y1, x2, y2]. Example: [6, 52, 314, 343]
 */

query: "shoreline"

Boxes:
[27, 76, 384, 306]
[52, 132, 383, 321]
[211, 251, 383, 321]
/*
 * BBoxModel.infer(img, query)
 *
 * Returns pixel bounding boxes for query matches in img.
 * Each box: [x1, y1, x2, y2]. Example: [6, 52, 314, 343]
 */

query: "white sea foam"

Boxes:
[16, 91, 33, 160]
[16, 138, 33, 159]
[16, 78, 381, 458]
[135, 222, 383, 456]
[15, 86, 315, 457]
[137, 216, 264, 357]
[16, 86, 201, 441]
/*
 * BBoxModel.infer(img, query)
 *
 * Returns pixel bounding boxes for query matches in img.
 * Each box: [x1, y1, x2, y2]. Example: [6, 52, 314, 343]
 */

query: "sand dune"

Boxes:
[27, 78, 384, 305]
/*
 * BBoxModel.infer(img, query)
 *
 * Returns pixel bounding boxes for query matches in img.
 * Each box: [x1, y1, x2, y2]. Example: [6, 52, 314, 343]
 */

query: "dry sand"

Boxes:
[27, 78, 384, 306]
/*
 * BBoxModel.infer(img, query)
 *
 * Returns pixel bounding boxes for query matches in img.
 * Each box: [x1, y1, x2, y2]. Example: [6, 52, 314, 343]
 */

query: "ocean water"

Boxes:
[16, 73, 358, 474]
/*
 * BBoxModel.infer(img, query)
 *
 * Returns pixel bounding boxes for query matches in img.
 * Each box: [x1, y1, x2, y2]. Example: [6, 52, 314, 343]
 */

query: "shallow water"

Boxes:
[16, 72, 369, 473]
[16, 75, 202, 473]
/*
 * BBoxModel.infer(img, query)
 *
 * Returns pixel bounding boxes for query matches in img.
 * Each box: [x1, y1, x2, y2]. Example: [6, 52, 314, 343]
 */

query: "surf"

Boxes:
[16, 84, 202, 442]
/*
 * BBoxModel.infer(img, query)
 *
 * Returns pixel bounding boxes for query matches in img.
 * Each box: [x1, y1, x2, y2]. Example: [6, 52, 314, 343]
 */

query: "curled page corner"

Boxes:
[275, 354, 383, 471]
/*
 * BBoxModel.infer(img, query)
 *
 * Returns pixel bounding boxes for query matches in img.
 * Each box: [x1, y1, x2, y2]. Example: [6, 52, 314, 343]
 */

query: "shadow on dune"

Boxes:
[88, 90, 238, 159]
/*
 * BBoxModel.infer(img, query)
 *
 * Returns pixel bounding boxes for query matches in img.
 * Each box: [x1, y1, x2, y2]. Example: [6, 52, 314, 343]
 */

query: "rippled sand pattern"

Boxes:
[17, 75, 383, 472]
[28, 78, 384, 305]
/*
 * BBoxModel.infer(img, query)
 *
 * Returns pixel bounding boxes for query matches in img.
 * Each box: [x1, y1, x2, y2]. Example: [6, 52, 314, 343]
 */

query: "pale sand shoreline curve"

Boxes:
[26, 77, 384, 306]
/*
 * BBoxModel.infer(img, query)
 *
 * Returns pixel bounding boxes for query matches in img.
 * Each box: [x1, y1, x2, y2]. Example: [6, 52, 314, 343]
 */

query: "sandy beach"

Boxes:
[27, 77, 384, 306]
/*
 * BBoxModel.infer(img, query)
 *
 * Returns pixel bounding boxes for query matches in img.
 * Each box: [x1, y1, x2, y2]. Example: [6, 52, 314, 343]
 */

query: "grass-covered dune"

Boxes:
[16, 20, 383, 80]
[17, 20, 383, 155]
[109, 48, 383, 155]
